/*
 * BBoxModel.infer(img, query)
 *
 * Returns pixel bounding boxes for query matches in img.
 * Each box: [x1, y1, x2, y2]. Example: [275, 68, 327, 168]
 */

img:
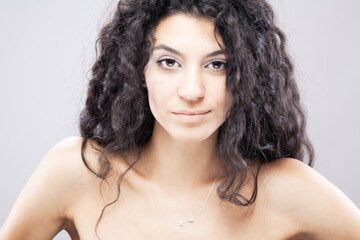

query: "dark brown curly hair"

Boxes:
[79, 0, 315, 234]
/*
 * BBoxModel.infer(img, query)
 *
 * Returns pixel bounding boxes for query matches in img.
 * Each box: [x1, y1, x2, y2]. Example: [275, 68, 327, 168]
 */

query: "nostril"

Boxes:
[177, 80, 205, 101]
[177, 87, 205, 101]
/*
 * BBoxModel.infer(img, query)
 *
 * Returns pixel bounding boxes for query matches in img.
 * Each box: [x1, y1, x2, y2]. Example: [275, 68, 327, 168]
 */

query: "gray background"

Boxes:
[0, 0, 359, 239]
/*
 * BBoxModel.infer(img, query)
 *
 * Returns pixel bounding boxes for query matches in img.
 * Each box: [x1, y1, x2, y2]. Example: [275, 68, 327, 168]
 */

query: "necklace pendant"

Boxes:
[188, 217, 194, 223]
[178, 220, 184, 227]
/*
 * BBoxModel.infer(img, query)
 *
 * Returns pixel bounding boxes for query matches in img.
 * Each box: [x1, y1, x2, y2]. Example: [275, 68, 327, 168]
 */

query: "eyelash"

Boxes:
[156, 57, 227, 72]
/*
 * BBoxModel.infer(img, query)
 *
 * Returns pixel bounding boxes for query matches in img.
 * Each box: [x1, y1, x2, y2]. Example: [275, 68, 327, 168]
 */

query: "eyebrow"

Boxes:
[151, 44, 227, 58]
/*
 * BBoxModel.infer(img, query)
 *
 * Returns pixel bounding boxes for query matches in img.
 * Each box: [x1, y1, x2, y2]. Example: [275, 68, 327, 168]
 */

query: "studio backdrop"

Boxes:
[0, 0, 359, 239]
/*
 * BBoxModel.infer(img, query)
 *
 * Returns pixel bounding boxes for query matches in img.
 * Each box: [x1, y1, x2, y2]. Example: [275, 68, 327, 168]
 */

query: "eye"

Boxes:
[156, 57, 180, 71]
[207, 60, 227, 72]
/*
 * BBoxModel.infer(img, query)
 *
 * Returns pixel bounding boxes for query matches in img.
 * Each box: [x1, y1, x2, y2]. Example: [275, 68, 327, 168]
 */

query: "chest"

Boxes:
[72, 185, 300, 240]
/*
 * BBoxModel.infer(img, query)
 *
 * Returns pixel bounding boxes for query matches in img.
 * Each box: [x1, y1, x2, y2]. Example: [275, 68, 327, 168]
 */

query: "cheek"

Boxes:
[145, 70, 160, 108]
[147, 84, 161, 111]
[211, 86, 232, 120]
[211, 82, 227, 105]
[146, 80, 172, 116]
[225, 90, 234, 108]
[145, 68, 177, 111]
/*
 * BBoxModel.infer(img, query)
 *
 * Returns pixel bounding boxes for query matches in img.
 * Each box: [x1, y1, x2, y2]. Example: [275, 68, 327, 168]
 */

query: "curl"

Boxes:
[79, 0, 315, 236]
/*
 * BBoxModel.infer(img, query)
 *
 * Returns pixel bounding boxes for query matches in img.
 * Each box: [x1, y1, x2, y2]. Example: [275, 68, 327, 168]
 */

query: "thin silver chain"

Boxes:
[142, 151, 223, 227]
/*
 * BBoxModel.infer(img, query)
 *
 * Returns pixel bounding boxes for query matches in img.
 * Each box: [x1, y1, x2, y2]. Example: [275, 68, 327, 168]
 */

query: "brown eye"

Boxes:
[209, 61, 226, 71]
[165, 59, 176, 67]
[156, 57, 180, 71]
[212, 61, 222, 69]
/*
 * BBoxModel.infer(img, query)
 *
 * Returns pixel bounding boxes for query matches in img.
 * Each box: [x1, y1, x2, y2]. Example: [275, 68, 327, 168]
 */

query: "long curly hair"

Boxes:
[79, 0, 314, 233]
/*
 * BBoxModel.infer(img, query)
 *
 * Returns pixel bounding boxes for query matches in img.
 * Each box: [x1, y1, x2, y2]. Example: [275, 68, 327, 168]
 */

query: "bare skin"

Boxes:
[1, 14, 360, 240]
[1, 136, 359, 239]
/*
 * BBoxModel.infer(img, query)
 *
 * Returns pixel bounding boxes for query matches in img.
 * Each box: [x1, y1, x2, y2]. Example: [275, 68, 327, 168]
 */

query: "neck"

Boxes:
[141, 123, 224, 196]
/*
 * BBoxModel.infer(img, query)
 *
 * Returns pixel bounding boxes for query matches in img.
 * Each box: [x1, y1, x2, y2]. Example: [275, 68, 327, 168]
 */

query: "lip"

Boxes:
[173, 110, 210, 122]
[174, 110, 210, 115]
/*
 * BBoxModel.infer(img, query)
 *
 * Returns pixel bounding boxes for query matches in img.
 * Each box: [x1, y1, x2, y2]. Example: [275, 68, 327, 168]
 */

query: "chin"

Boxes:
[170, 128, 218, 143]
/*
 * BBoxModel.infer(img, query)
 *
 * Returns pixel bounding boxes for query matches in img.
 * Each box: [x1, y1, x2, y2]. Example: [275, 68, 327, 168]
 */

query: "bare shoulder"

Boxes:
[0, 136, 101, 240]
[32, 136, 102, 190]
[260, 158, 360, 239]
[38, 136, 108, 207]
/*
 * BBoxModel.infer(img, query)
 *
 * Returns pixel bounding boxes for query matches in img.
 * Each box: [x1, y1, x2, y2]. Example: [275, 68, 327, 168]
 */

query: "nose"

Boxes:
[177, 66, 205, 101]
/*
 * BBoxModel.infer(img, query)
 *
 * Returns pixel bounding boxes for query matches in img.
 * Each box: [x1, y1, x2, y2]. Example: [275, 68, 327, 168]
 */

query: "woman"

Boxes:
[1, 0, 360, 239]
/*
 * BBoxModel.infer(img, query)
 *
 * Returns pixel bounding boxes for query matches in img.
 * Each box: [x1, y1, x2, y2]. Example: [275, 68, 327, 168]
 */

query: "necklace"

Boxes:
[142, 152, 223, 227]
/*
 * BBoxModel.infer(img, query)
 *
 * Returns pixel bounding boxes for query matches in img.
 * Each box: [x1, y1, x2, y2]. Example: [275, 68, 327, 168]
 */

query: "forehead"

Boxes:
[152, 13, 225, 50]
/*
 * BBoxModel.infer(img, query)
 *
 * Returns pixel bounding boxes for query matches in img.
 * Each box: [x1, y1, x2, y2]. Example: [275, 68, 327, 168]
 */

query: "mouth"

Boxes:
[173, 110, 211, 115]
[172, 110, 210, 122]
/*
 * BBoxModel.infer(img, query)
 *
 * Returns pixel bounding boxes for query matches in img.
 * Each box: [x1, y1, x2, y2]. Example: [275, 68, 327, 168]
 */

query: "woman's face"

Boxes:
[144, 13, 232, 142]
